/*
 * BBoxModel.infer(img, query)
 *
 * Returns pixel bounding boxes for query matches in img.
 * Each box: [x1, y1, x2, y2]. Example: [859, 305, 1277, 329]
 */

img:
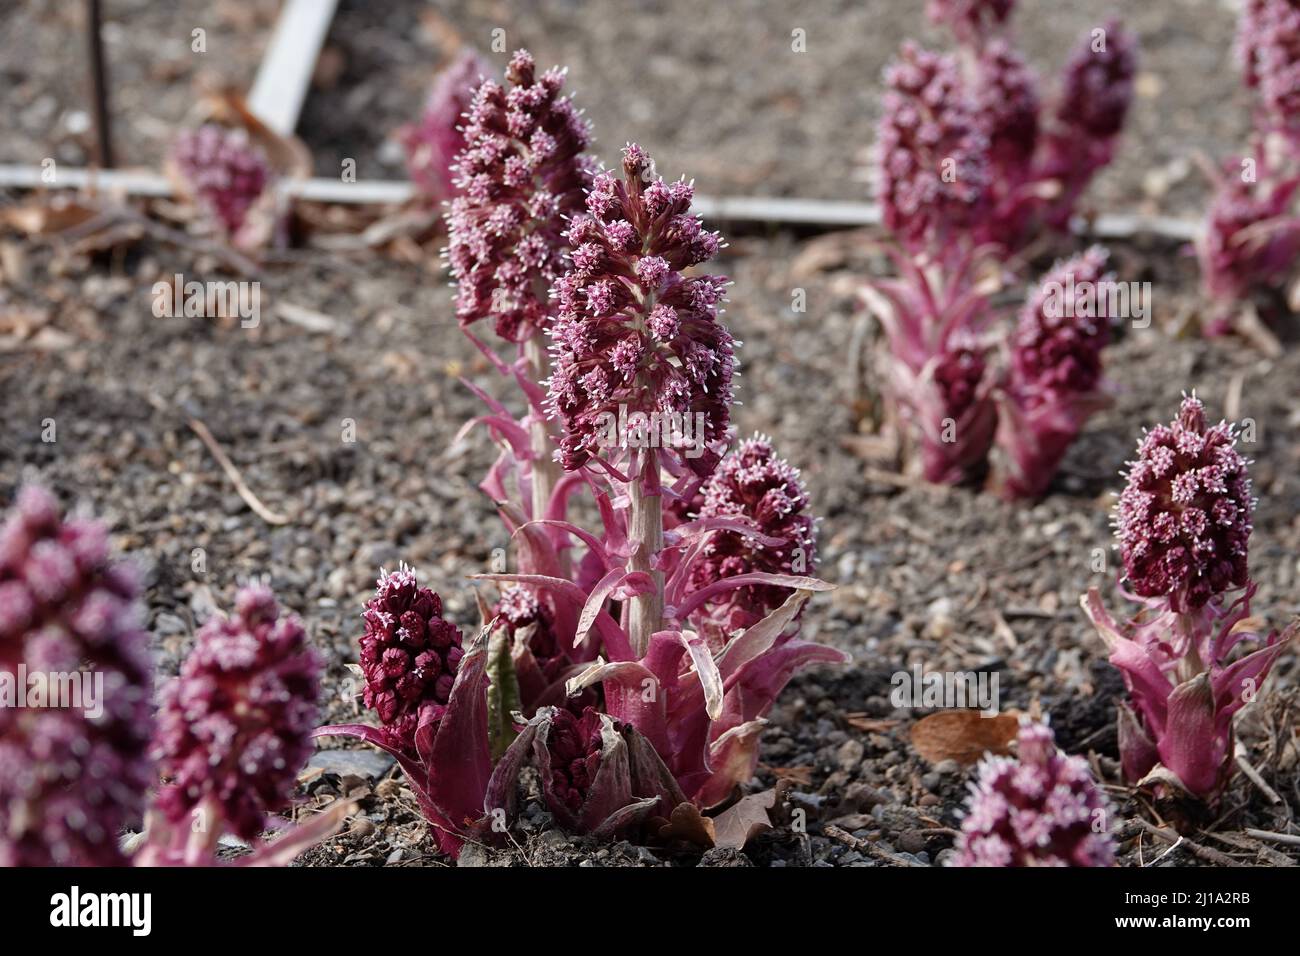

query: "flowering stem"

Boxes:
[524, 334, 560, 521]
[625, 451, 664, 658]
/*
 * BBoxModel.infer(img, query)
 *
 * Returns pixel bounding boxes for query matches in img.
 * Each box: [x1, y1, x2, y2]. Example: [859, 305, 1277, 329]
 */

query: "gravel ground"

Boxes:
[1, 0, 280, 169]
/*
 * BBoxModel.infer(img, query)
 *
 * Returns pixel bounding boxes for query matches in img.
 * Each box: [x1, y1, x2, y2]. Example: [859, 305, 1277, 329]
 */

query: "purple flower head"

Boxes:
[171, 124, 272, 234]
[1239, 0, 1300, 138]
[1037, 20, 1137, 224]
[1010, 246, 1112, 401]
[445, 49, 596, 342]
[994, 247, 1114, 499]
[1198, 158, 1300, 308]
[0, 486, 153, 866]
[953, 721, 1114, 867]
[316, 569, 492, 859]
[687, 436, 817, 638]
[877, 43, 991, 252]
[926, 0, 1015, 45]
[400, 48, 491, 202]
[1055, 21, 1137, 143]
[486, 704, 686, 836]
[1114, 396, 1253, 611]
[1084, 395, 1292, 802]
[977, 40, 1040, 182]
[907, 342, 999, 486]
[933, 344, 988, 412]
[541, 705, 604, 820]
[493, 584, 558, 669]
[547, 144, 736, 473]
[356, 566, 464, 756]
[491, 584, 595, 713]
[153, 585, 320, 842]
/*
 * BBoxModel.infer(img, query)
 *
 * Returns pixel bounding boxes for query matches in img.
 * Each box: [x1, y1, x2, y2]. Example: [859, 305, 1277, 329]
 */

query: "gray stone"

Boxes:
[457, 843, 493, 868]
[307, 748, 396, 780]
[835, 738, 865, 772]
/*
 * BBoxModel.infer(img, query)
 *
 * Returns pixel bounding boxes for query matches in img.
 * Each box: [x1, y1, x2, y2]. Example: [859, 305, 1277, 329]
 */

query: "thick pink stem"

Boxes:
[524, 334, 561, 521]
[625, 452, 664, 658]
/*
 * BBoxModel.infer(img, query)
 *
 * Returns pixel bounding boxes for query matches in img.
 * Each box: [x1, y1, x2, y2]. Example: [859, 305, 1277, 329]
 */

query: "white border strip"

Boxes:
[0, 165, 1205, 240]
[247, 0, 340, 135]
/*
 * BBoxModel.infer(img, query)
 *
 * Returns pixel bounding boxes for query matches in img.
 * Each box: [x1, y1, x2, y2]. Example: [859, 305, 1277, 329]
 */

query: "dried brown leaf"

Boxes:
[711, 789, 779, 850]
[656, 801, 715, 848]
[910, 710, 1020, 766]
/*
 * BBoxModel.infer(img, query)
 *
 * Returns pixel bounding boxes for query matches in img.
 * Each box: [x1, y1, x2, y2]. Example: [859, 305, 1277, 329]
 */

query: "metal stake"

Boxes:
[86, 0, 115, 168]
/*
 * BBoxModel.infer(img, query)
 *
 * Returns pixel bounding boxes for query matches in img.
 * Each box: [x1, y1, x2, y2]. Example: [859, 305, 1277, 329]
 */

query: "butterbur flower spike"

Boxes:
[547, 142, 736, 476]
[444, 49, 596, 343]
[354, 566, 465, 755]
[485, 706, 687, 838]
[171, 124, 273, 237]
[142, 585, 347, 866]
[993, 246, 1114, 499]
[916, 343, 999, 485]
[1239, 0, 1300, 142]
[1113, 395, 1252, 612]
[0, 486, 154, 866]
[976, 40, 1039, 182]
[1188, 2, 1300, 337]
[492, 584, 594, 714]
[861, 246, 999, 487]
[1196, 155, 1300, 330]
[439, 61, 845, 849]
[1038, 20, 1138, 228]
[968, 39, 1045, 250]
[400, 48, 491, 203]
[1083, 395, 1296, 802]
[876, 43, 991, 257]
[314, 567, 492, 858]
[952, 720, 1115, 867]
[679, 435, 818, 647]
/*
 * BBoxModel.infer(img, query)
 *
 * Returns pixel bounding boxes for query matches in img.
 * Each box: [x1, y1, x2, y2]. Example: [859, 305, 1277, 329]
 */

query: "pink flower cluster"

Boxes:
[1084, 396, 1295, 802]
[356, 567, 465, 755]
[171, 124, 272, 235]
[868, 12, 1135, 495]
[975, 40, 1040, 188]
[1113, 396, 1252, 611]
[1198, 160, 1300, 315]
[877, 43, 990, 254]
[0, 488, 343, 866]
[685, 436, 817, 642]
[444, 49, 596, 343]
[1035, 21, 1138, 231]
[862, 245, 1000, 487]
[399, 48, 490, 203]
[0, 487, 153, 866]
[152, 585, 321, 841]
[1197, 1, 1300, 331]
[326, 54, 846, 857]
[953, 721, 1114, 867]
[547, 143, 736, 474]
[994, 247, 1114, 499]
[317, 566, 491, 857]
[1239, 0, 1300, 141]
[881, 17, 1137, 257]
